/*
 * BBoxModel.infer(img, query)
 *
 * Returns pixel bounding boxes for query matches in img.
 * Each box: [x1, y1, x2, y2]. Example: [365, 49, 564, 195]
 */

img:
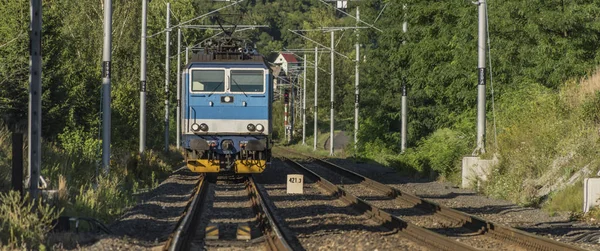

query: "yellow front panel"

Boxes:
[235, 160, 267, 173]
[187, 159, 220, 173]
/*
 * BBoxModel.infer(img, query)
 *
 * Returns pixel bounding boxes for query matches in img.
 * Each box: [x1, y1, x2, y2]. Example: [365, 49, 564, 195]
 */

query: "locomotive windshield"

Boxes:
[230, 70, 264, 93]
[191, 70, 225, 92]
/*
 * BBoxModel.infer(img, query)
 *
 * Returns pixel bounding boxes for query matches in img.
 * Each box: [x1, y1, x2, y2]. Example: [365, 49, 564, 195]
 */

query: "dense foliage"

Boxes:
[2, 0, 600, 207]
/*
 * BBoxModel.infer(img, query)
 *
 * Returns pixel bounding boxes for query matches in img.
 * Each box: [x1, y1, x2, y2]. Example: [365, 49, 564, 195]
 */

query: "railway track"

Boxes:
[163, 174, 292, 251]
[278, 148, 585, 251]
[272, 156, 477, 250]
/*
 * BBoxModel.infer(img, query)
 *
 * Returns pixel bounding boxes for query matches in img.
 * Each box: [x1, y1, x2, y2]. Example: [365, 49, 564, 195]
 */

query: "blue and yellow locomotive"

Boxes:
[182, 40, 272, 173]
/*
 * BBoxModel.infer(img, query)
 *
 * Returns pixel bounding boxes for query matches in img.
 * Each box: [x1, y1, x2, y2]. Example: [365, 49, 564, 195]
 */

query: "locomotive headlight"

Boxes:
[199, 123, 209, 131]
[191, 123, 200, 131]
[247, 123, 256, 131]
[256, 124, 264, 132]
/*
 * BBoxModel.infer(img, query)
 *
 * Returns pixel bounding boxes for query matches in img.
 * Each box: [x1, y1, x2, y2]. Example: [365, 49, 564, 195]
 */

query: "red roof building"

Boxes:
[274, 52, 302, 75]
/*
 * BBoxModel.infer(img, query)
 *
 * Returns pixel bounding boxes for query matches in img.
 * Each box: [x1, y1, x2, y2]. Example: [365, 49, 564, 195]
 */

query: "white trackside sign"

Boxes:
[287, 174, 304, 194]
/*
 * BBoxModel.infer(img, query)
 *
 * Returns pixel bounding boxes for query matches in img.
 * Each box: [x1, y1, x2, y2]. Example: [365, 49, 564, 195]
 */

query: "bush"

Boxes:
[416, 128, 471, 177]
[64, 175, 134, 224]
[0, 191, 61, 249]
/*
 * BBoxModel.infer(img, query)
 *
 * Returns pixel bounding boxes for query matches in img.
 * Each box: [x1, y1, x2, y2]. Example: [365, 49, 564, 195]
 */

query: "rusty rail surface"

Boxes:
[281, 156, 478, 251]
[281, 148, 585, 251]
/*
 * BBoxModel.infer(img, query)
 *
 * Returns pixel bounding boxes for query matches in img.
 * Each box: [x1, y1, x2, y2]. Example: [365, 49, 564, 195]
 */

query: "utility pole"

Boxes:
[401, 4, 408, 153]
[185, 46, 189, 65]
[314, 47, 318, 151]
[101, 0, 113, 174]
[476, 0, 487, 154]
[302, 54, 307, 145]
[354, 7, 360, 150]
[29, 0, 42, 199]
[139, 0, 147, 154]
[330, 31, 335, 156]
[176, 28, 181, 149]
[165, 3, 171, 152]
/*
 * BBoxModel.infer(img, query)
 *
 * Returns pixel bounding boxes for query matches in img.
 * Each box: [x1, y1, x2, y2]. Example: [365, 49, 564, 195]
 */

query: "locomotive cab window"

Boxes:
[230, 70, 264, 93]
[191, 70, 225, 92]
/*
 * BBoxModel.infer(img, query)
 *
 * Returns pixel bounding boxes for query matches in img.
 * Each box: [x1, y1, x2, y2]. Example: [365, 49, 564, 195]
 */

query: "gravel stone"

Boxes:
[299, 161, 518, 250]
[254, 158, 430, 250]
[189, 177, 265, 250]
[323, 157, 600, 251]
[82, 167, 200, 250]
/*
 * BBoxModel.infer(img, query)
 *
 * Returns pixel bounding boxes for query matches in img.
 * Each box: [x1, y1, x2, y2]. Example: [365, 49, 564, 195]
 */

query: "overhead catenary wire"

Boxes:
[282, 49, 331, 74]
[288, 29, 350, 60]
[148, 0, 245, 38]
[373, 3, 388, 24]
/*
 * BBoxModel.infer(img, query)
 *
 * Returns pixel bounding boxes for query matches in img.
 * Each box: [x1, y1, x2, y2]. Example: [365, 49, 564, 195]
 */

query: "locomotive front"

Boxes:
[182, 48, 272, 174]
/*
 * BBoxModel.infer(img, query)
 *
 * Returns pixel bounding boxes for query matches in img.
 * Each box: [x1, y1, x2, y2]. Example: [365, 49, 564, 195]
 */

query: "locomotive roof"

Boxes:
[191, 51, 267, 64]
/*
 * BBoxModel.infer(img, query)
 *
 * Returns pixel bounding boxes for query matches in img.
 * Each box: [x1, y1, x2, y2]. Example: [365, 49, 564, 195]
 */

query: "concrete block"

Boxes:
[462, 156, 497, 188]
[584, 178, 600, 213]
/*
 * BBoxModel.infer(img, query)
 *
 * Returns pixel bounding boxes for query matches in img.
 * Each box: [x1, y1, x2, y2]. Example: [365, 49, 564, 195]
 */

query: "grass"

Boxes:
[484, 74, 600, 207]
[543, 181, 583, 214]
[0, 122, 183, 248]
[0, 191, 61, 250]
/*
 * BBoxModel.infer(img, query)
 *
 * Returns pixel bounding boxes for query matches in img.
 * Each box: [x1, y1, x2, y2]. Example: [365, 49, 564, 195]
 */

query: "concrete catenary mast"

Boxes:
[101, 0, 113, 173]
[314, 47, 318, 151]
[29, 0, 42, 199]
[177, 28, 182, 148]
[401, 4, 408, 153]
[330, 31, 335, 156]
[354, 7, 360, 150]
[164, 3, 171, 152]
[140, 0, 148, 154]
[476, 0, 487, 154]
[302, 54, 307, 145]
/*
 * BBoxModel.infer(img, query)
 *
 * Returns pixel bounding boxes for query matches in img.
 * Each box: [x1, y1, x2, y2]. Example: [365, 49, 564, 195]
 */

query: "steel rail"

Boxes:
[246, 176, 293, 251]
[164, 174, 208, 251]
[281, 157, 478, 251]
[282, 149, 585, 251]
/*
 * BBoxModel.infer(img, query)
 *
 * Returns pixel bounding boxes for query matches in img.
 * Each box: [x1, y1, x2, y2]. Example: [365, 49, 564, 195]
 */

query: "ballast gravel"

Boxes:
[254, 158, 429, 250]
[299, 161, 518, 250]
[80, 167, 200, 250]
[189, 178, 265, 251]
[322, 156, 600, 251]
